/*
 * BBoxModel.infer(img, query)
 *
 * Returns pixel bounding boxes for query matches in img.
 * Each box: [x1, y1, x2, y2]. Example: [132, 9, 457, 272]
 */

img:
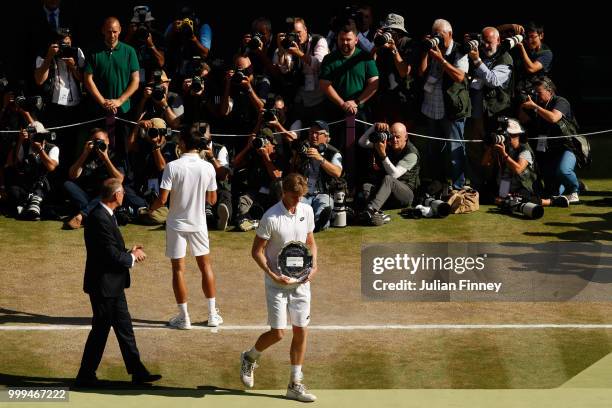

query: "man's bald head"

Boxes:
[389, 122, 408, 151]
[102, 17, 121, 48]
[481, 27, 500, 56]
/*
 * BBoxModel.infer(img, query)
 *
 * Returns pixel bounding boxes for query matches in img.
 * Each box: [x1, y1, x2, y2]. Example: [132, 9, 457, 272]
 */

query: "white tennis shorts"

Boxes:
[265, 280, 311, 329]
[165, 227, 210, 259]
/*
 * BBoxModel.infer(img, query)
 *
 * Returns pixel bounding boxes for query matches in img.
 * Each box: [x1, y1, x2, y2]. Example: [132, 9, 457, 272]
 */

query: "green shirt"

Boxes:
[319, 48, 379, 101]
[85, 41, 139, 114]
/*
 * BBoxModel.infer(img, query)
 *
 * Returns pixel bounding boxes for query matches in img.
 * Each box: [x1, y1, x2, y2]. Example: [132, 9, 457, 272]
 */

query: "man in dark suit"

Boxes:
[75, 178, 161, 387]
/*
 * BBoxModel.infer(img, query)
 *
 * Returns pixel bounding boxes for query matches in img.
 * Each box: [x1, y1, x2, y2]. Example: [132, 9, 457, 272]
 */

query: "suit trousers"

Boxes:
[78, 292, 147, 377]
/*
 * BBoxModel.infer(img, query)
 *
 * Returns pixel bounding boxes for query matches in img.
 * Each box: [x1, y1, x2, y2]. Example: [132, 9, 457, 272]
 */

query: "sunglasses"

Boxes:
[147, 128, 171, 138]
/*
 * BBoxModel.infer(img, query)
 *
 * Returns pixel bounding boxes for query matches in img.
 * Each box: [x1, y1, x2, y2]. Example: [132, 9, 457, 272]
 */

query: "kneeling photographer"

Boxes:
[4, 121, 59, 220]
[358, 122, 420, 226]
[482, 117, 569, 218]
[290, 120, 343, 232]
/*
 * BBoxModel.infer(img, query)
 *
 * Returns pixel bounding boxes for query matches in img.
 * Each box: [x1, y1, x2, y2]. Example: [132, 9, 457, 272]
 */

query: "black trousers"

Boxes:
[78, 292, 147, 378]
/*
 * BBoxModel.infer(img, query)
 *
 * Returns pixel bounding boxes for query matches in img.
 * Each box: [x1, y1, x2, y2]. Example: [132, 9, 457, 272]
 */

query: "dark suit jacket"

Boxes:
[83, 204, 133, 297]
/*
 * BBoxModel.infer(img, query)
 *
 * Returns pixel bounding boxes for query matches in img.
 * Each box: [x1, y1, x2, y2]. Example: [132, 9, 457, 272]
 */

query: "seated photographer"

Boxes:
[232, 127, 283, 232]
[63, 128, 130, 229]
[290, 120, 343, 232]
[520, 77, 581, 204]
[483, 118, 569, 208]
[127, 118, 179, 222]
[358, 122, 420, 225]
[370, 13, 419, 126]
[3, 121, 59, 220]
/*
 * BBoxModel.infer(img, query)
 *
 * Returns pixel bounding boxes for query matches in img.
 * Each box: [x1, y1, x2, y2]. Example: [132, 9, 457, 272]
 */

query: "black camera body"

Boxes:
[58, 43, 78, 60]
[186, 56, 205, 77]
[92, 139, 107, 152]
[299, 141, 326, 156]
[262, 108, 278, 122]
[15, 95, 44, 112]
[248, 33, 265, 51]
[518, 87, 537, 104]
[484, 116, 510, 145]
[374, 30, 393, 48]
[190, 76, 204, 93]
[499, 194, 544, 219]
[232, 70, 248, 85]
[149, 70, 166, 101]
[368, 131, 390, 144]
[423, 34, 444, 51]
[31, 131, 56, 144]
[281, 32, 300, 49]
[462, 33, 482, 54]
[146, 127, 172, 139]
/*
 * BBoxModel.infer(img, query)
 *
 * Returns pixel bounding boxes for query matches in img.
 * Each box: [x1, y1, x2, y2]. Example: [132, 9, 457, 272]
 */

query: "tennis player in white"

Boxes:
[240, 173, 319, 402]
[149, 124, 222, 329]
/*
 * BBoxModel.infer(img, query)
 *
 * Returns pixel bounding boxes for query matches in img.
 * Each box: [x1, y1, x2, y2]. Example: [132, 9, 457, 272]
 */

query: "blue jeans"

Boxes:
[427, 117, 466, 189]
[557, 150, 579, 195]
[301, 193, 333, 230]
[63, 181, 100, 217]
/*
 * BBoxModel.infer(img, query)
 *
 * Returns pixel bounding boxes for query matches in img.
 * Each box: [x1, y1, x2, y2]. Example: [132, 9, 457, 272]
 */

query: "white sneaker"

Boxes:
[207, 309, 223, 327]
[240, 351, 258, 388]
[217, 203, 230, 231]
[565, 192, 580, 204]
[286, 381, 317, 402]
[168, 314, 192, 330]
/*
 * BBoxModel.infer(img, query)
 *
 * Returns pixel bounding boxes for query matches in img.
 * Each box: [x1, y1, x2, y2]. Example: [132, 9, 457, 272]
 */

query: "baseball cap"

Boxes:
[29, 121, 46, 133]
[150, 117, 167, 129]
[312, 120, 330, 135]
[131, 6, 155, 23]
[506, 118, 525, 135]
[382, 13, 407, 33]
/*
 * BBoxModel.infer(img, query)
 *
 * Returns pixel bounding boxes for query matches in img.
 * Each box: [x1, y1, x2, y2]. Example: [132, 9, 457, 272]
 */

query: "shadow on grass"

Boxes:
[0, 308, 167, 326]
[524, 211, 612, 242]
[0, 373, 285, 400]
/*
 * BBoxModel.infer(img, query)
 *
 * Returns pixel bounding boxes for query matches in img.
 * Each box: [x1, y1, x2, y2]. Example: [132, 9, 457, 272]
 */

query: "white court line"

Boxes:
[3, 324, 612, 331]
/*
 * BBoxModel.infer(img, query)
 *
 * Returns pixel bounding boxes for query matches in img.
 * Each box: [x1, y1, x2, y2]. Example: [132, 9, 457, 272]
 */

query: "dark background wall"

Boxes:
[2, 0, 611, 127]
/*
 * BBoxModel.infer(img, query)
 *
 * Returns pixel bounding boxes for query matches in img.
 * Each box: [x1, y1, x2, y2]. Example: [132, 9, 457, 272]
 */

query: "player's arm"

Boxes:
[305, 232, 318, 282]
[252, 236, 291, 285]
[149, 188, 170, 212]
[206, 190, 217, 206]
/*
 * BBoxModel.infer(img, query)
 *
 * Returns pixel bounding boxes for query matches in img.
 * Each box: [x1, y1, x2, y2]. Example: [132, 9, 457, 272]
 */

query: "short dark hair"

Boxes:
[282, 173, 308, 195]
[338, 19, 358, 36]
[89, 127, 107, 139]
[180, 126, 204, 150]
[533, 76, 556, 94]
[525, 21, 544, 35]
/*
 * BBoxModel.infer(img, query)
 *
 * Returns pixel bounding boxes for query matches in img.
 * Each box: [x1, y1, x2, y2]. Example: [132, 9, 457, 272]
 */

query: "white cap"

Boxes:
[131, 6, 155, 23]
[506, 118, 525, 134]
[29, 121, 46, 133]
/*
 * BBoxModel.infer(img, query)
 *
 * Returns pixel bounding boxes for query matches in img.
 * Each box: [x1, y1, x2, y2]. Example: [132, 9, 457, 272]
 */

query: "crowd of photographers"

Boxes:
[0, 1, 587, 229]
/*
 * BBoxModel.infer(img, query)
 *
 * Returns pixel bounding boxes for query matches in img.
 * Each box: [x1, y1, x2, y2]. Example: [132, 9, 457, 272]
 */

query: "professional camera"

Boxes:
[185, 55, 205, 77]
[499, 34, 524, 53]
[330, 178, 348, 228]
[374, 30, 393, 48]
[421, 196, 451, 218]
[58, 43, 78, 60]
[423, 34, 444, 51]
[281, 32, 300, 49]
[298, 141, 326, 157]
[178, 18, 195, 39]
[247, 32, 265, 51]
[31, 131, 57, 144]
[498, 194, 544, 219]
[190, 75, 204, 93]
[15, 95, 44, 112]
[196, 136, 212, 151]
[252, 128, 273, 149]
[483, 116, 510, 145]
[400, 207, 424, 219]
[133, 7, 151, 42]
[262, 108, 278, 122]
[331, 5, 364, 32]
[146, 127, 172, 139]
[368, 131, 390, 144]
[149, 70, 166, 102]
[518, 87, 537, 104]
[21, 193, 44, 220]
[231, 69, 248, 85]
[92, 139, 107, 152]
[462, 33, 482, 53]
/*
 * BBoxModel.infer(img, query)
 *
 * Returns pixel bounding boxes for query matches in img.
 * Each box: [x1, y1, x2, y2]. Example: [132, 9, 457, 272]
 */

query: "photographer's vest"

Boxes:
[373, 143, 420, 191]
[16, 141, 56, 190]
[299, 144, 344, 194]
[472, 51, 513, 117]
[211, 142, 231, 191]
[441, 43, 471, 120]
[510, 143, 538, 193]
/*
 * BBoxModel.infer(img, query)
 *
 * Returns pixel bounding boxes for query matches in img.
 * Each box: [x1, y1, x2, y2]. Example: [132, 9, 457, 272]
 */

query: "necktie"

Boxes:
[112, 213, 118, 226]
[48, 11, 57, 33]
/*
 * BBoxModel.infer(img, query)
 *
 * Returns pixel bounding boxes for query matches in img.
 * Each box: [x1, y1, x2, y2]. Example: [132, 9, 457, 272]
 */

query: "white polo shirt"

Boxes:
[160, 152, 217, 232]
[256, 200, 315, 288]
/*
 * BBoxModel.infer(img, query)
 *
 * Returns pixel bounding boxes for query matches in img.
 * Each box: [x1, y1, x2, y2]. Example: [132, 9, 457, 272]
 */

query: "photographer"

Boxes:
[232, 127, 283, 232]
[164, 6, 211, 81]
[290, 120, 342, 232]
[3, 121, 59, 220]
[63, 128, 127, 229]
[127, 118, 179, 222]
[273, 18, 329, 124]
[466, 27, 513, 191]
[241, 17, 277, 95]
[520, 77, 581, 204]
[124, 6, 166, 86]
[131, 70, 183, 126]
[220, 55, 266, 135]
[483, 118, 569, 208]
[418, 19, 470, 189]
[358, 122, 420, 226]
[370, 13, 419, 126]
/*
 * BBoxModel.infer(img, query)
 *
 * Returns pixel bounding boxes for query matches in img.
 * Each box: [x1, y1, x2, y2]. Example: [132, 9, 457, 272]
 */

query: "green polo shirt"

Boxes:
[319, 48, 379, 101]
[85, 41, 139, 114]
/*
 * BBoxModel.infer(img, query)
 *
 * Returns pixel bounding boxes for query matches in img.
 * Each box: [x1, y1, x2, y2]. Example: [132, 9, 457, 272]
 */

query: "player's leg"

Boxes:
[191, 230, 222, 326]
[166, 228, 191, 329]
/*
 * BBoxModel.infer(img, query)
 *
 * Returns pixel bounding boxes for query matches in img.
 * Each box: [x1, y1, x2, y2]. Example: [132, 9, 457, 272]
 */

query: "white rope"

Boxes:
[0, 117, 106, 134]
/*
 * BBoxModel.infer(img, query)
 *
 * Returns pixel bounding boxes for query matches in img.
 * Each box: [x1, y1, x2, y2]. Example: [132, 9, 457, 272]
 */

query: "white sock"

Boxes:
[246, 346, 261, 362]
[290, 365, 303, 383]
[177, 303, 188, 318]
[207, 298, 216, 314]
